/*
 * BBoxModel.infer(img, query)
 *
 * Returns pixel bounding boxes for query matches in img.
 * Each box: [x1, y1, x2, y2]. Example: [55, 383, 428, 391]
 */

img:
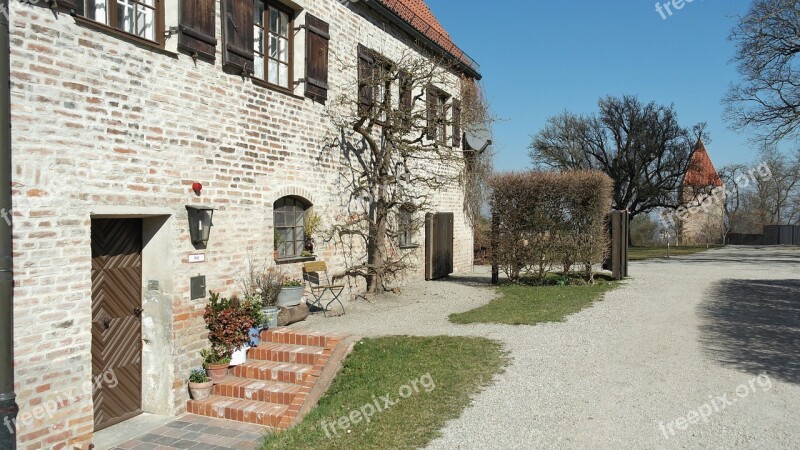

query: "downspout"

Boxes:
[0, 0, 17, 447]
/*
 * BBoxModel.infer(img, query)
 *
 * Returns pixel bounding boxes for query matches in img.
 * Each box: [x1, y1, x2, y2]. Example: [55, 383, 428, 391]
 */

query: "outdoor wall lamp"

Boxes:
[186, 205, 216, 246]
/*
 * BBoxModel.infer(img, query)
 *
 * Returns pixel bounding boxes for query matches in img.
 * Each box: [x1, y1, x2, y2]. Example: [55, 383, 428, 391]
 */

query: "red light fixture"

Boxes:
[192, 182, 203, 193]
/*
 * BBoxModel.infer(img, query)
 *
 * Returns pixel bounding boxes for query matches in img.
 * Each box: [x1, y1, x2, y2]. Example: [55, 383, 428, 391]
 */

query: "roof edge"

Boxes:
[367, 0, 482, 80]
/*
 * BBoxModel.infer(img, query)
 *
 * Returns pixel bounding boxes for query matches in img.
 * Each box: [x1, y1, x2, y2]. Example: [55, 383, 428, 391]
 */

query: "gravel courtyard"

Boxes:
[292, 246, 800, 448]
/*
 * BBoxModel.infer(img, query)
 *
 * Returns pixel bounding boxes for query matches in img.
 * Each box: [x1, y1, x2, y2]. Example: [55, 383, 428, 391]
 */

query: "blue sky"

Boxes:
[427, 0, 755, 172]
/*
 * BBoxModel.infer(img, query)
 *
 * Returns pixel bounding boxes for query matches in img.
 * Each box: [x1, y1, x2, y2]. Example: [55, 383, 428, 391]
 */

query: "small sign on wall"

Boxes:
[188, 253, 206, 263]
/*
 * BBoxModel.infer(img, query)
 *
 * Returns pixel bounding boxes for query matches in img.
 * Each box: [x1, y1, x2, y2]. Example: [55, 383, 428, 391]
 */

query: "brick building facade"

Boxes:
[7, 0, 482, 447]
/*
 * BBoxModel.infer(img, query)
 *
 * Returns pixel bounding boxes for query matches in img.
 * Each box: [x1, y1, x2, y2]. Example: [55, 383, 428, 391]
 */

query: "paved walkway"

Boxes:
[110, 414, 265, 450]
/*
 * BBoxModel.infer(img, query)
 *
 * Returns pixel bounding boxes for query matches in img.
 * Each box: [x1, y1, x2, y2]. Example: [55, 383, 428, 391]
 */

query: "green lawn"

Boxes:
[261, 336, 508, 450]
[449, 281, 618, 326]
[628, 246, 715, 260]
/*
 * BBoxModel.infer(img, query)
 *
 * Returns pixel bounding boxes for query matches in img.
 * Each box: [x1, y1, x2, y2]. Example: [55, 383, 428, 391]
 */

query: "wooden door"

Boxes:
[91, 219, 143, 431]
[425, 213, 454, 280]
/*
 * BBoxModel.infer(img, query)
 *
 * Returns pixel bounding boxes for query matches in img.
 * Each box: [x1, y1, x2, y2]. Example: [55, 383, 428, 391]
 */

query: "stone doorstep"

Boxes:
[212, 377, 303, 405]
[187, 330, 351, 431]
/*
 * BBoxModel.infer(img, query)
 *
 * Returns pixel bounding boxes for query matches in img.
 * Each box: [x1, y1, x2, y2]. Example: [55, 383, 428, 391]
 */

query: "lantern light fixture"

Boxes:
[186, 205, 215, 246]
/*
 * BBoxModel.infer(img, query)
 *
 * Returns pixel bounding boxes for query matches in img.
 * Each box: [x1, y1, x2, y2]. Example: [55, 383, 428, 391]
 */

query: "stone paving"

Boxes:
[113, 414, 266, 450]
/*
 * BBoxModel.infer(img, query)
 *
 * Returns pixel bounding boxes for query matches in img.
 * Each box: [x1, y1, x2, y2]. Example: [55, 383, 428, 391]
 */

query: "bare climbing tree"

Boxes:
[324, 48, 492, 294]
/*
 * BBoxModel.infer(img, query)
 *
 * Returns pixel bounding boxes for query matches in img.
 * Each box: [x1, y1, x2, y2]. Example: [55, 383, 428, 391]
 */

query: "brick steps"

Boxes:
[212, 377, 303, 404]
[187, 396, 289, 427]
[187, 329, 350, 430]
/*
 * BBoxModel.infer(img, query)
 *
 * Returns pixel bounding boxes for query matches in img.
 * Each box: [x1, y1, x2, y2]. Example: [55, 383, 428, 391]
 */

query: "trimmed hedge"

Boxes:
[490, 171, 613, 282]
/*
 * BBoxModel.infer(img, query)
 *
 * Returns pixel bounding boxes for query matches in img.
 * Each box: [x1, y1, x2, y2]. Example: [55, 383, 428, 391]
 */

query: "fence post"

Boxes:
[491, 210, 499, 285]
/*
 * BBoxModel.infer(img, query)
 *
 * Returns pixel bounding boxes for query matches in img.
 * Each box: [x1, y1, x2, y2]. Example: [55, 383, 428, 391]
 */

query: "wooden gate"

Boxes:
[91, 219, 143, 431]
[425, 212, 454, 280]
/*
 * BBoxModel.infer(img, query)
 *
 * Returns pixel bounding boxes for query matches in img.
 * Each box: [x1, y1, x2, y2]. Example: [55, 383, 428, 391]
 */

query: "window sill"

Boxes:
[251, 78, 306, 101]
[73, 16, 177, 57]
[275, 255, 317, 265]
[399, 244, 421, 250]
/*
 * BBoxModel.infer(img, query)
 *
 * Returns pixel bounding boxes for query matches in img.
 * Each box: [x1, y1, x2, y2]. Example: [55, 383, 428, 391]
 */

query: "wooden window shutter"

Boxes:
[56, 0, 80, 11]
[452, 99, 462, 148]
[179, 0, 217, 60]
[305, 14, 330, 103]
[399, 70, 412, 125]
[358, 44, 374, 116]
[426, 87, 436, 140]
[222, 0, 254, 74]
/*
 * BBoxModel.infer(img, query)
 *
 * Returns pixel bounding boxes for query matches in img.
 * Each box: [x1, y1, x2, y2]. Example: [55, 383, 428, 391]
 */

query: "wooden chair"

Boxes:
[303, 261, 345, 317]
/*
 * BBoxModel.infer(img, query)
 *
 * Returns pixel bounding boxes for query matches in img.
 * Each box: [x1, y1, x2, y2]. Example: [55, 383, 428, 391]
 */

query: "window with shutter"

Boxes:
[452, 99, 462, 148]
[305, 14, 330, 103]
[222, 0, 254, 74]
[426, 86, 449, 143]
[358, 44, 375, 116]
[75, 0, 164, 44]
[179, 0, 216, 60]
[399, 70, 412, 126]
[254, 1, 294, 89]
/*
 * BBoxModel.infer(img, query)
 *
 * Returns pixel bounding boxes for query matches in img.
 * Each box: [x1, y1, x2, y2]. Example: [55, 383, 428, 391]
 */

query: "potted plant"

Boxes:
[188, 368, 213, 401]
[303, 212, 322, 253]
[203, 292, 254, 377]
[201, 348, 230, 384]
[276, 278, 304, 307]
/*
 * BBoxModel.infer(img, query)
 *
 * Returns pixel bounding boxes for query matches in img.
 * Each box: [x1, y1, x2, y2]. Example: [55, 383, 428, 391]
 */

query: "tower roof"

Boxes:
[684, 140, 722, 187]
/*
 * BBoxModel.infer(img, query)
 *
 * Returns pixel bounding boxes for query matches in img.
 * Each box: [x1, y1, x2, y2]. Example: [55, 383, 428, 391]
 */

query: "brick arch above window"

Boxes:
[272, 187, 314, 206]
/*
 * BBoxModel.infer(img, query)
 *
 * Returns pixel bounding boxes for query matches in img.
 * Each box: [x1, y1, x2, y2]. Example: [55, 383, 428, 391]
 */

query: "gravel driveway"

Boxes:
[291, 246, 800, 448]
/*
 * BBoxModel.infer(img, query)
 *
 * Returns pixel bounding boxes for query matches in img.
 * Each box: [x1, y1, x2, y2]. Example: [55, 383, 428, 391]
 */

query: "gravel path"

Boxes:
[291, 246, 800, 448]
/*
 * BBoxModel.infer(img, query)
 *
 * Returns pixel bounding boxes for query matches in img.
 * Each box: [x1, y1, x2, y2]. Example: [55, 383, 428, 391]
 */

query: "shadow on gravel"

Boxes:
[700, 279, 800, 384]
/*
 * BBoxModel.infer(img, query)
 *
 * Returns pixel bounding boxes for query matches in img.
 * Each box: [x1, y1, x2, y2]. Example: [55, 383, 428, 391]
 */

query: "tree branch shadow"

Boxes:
[699, 279, 800, 384]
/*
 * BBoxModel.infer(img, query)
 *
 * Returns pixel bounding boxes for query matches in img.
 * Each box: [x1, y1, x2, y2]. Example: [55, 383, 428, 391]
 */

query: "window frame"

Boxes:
[398, 207, 417, 248]
[254, 1, 295, 93]
[76, 0, 165, 47]
[273, 196, 309, 260]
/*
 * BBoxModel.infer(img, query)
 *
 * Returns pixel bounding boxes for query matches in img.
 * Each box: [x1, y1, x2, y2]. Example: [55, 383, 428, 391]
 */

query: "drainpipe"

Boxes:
[0, 0, 17, 447]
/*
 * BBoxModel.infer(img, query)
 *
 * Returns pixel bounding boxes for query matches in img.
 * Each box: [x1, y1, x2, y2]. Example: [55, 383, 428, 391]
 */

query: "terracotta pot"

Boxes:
[205, 363, 229, 384]
[188, 381, 213, 401]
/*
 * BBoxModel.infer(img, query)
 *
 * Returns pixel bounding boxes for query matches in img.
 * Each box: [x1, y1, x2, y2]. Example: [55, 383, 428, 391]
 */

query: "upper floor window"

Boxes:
[427, 87, 450, 143]
[77, 0, 162, 43]
[274, 196, 309, 259]
[254, 1, 294, 90]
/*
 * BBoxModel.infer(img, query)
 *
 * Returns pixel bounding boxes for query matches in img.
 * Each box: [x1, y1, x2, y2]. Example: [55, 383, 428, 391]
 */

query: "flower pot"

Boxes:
[230, 345, 249, 366]
[277, 286, 303, 307]
[188, 381, 213, 401]
[261, 306, 279, 329]
[205, 363, 229, 384]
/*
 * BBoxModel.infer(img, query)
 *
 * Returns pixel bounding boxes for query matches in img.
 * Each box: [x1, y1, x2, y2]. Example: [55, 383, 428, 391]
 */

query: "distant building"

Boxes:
[678, 140, 725, 245]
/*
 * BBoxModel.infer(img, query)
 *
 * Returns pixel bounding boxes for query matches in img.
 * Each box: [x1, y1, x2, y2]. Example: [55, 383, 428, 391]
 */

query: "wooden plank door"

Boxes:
[91, 218, 143, 431]
[425, 213, 454, 280]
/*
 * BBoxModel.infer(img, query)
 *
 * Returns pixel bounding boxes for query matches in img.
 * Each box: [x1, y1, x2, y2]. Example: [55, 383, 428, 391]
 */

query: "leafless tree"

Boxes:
[324, 48, 491, 293]
[529, 95, 707, 220]
[724, 0, 800, 144]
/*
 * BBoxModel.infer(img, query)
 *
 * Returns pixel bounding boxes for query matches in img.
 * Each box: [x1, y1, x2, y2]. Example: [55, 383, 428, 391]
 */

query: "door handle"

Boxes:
[133, 307, 143, 317]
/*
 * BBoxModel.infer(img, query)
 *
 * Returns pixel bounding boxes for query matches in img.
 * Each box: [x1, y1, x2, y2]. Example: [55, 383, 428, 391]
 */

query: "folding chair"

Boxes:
[303, 261, 345, 317]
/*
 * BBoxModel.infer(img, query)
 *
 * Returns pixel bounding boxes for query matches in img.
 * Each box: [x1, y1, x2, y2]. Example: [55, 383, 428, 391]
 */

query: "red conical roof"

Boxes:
[684, 140, 722, 187]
